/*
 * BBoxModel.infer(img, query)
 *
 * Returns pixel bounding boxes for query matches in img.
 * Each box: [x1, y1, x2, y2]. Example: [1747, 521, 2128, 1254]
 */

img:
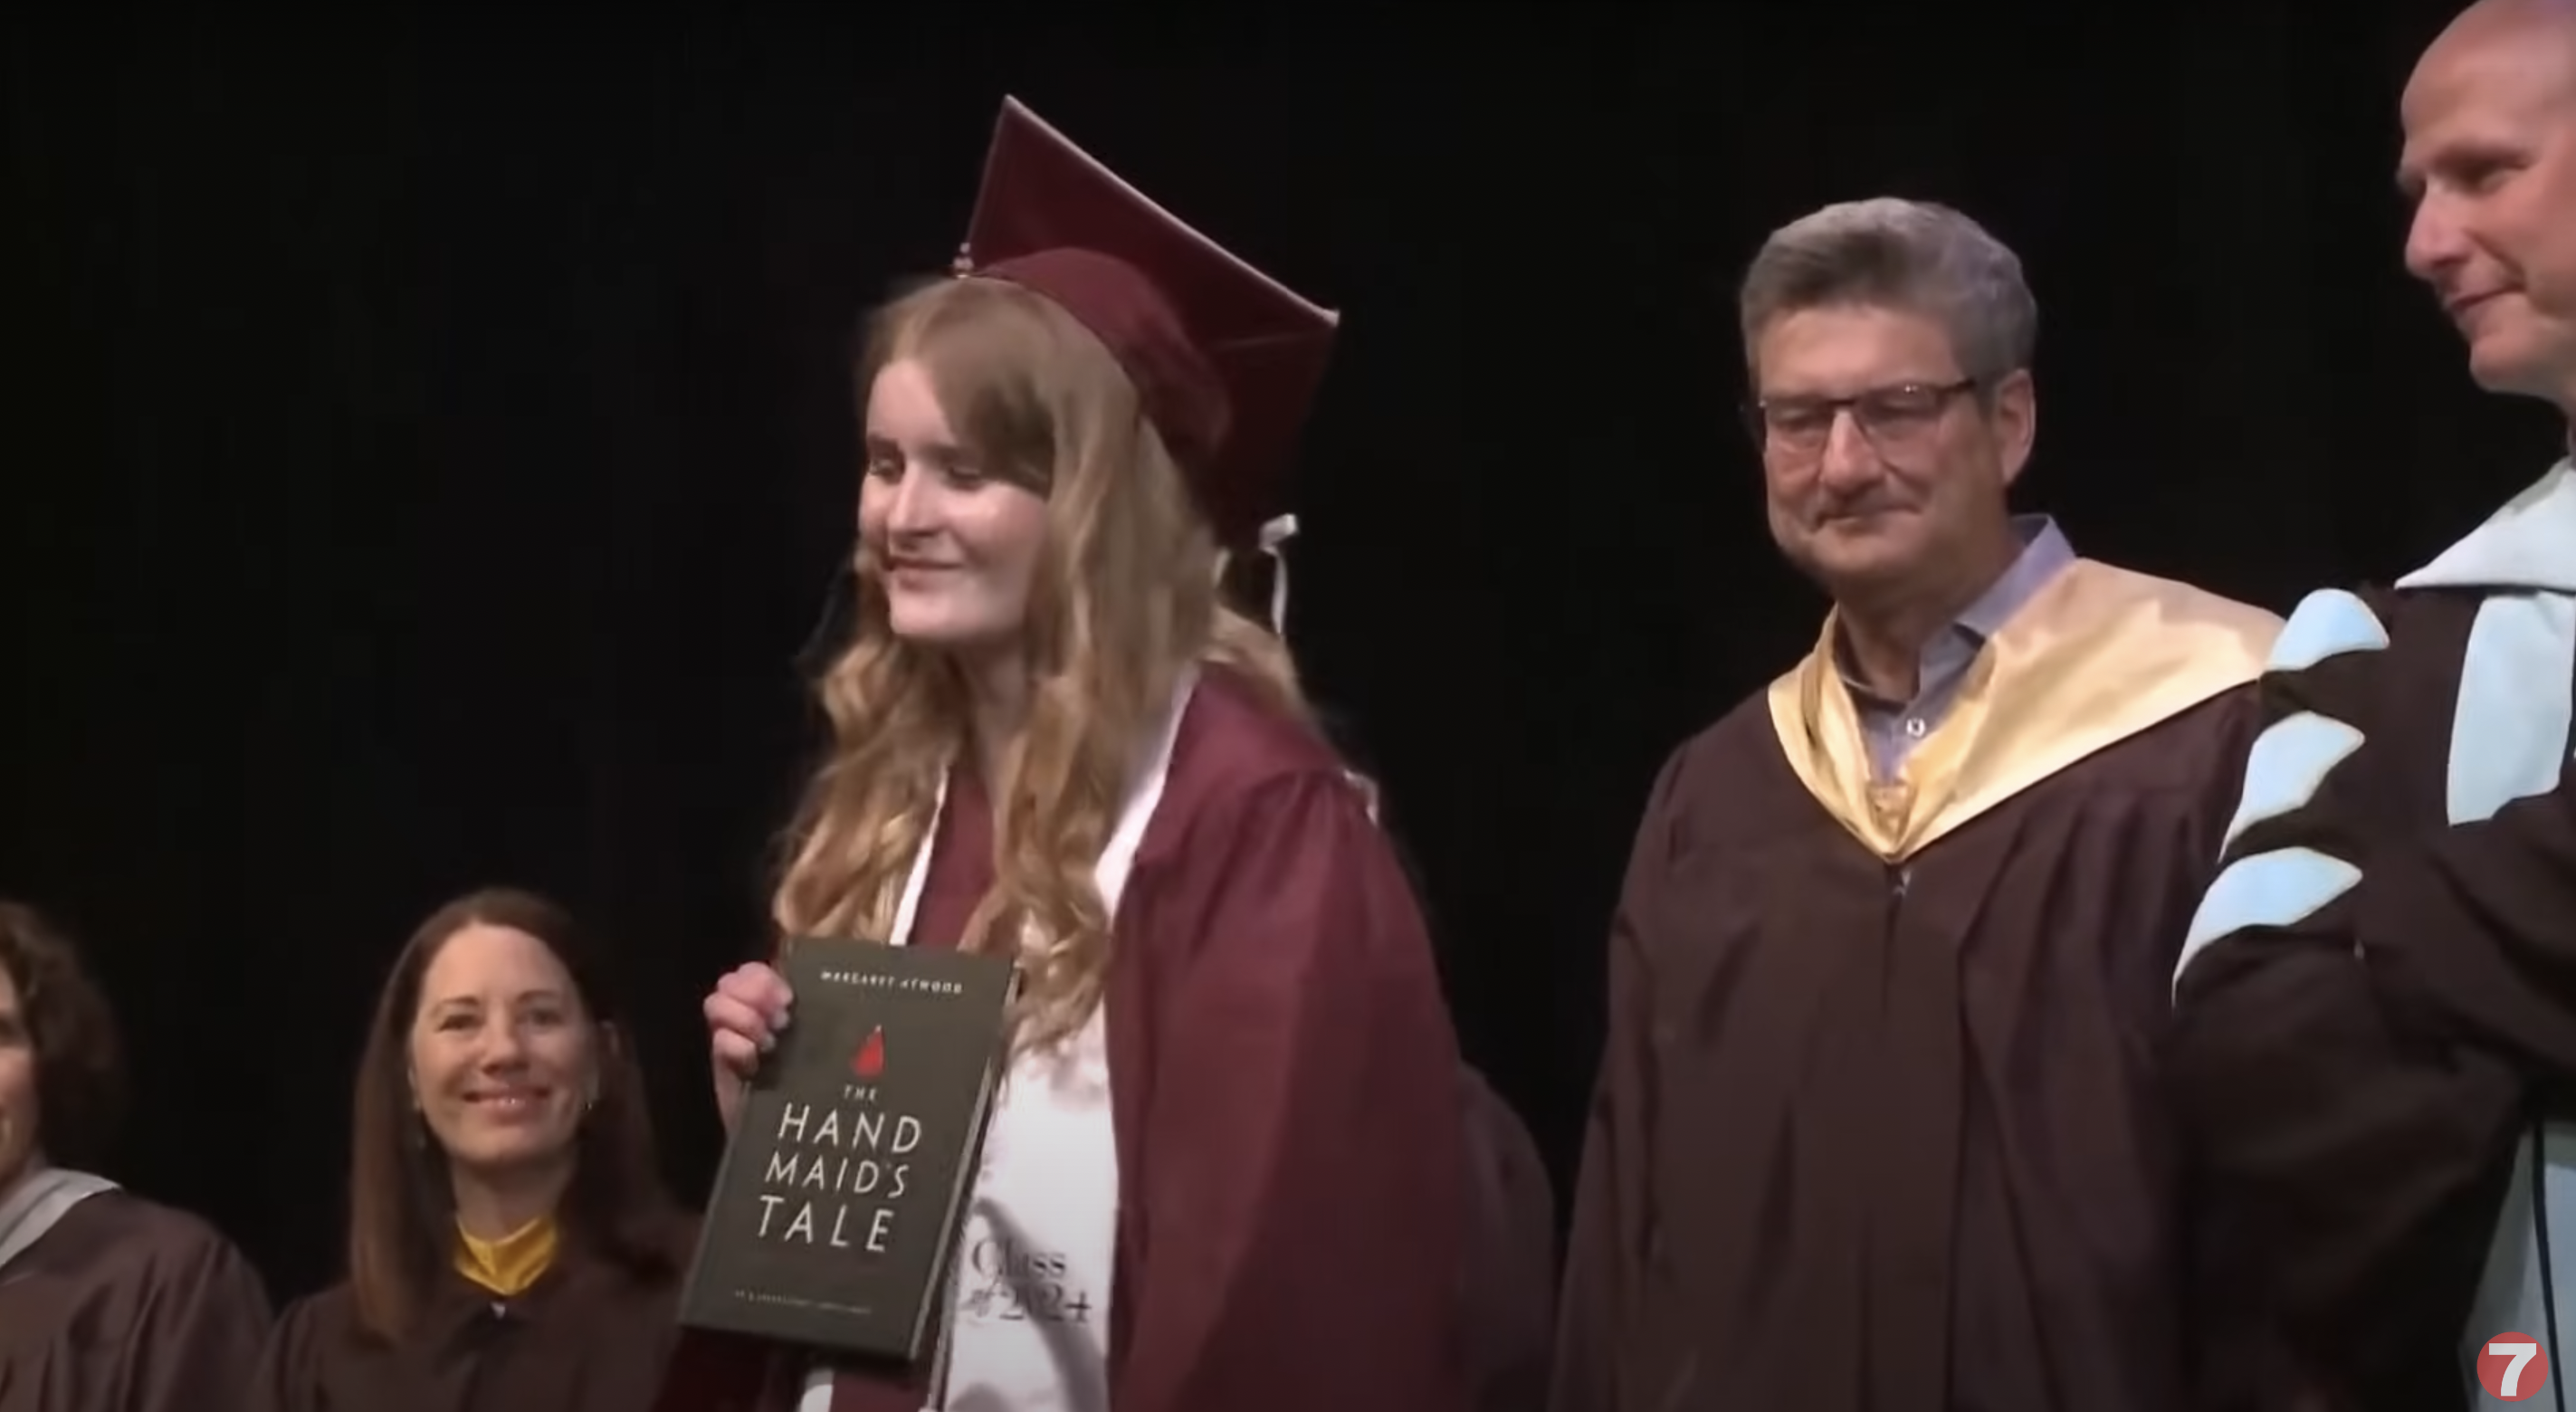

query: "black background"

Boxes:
[4, 7, 2565, 1303]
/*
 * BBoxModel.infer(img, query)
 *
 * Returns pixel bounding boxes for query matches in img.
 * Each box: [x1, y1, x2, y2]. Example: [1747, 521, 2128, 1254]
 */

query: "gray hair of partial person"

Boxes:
[1737, 198, 2040, 386]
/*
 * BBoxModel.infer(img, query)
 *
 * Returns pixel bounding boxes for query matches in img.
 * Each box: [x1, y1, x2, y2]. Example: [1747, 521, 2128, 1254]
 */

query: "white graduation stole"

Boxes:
[800, 668, 1196, 1412]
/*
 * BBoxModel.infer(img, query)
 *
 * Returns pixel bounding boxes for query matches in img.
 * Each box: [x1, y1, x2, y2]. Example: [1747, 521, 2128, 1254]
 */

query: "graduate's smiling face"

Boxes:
[0, 965, 35, 1192]
[1751, 303, 2032, 598]
[859, 357, 1051, 660]
[2400, 4, 2576, 409]
[407, 923, 599, 1181]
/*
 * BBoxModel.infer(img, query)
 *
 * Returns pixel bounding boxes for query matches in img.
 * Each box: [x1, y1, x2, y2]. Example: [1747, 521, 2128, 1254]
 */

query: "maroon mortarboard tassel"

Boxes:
[949, 97, 1339, 571]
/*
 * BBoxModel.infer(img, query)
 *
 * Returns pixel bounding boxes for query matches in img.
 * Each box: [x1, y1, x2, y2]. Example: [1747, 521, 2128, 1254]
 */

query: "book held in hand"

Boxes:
[677, 938, 1016, 1361]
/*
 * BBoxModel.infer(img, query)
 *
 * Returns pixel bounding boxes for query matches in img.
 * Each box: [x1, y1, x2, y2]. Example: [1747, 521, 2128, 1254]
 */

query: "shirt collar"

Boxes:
[1957, 514, 2075, 642]
[1831, 514, 2075, 689]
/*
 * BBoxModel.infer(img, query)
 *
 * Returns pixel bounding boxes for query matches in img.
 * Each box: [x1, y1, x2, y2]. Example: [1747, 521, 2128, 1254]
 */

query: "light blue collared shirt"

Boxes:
[1836, 514, 2076, 780]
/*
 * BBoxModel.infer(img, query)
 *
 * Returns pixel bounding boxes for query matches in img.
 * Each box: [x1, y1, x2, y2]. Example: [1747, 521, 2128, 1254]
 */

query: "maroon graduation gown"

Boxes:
[655, 667, 1469, 1412]
[2170, 582, 2576, 1410]
[248, 1240, 691, 1412]
[1550, 561, 2285, 1412]
[0, 1188, 273, 1412]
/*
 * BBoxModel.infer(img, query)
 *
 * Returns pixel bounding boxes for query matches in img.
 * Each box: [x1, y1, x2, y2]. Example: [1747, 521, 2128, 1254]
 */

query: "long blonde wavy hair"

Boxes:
[774, 274, 1309, 1050]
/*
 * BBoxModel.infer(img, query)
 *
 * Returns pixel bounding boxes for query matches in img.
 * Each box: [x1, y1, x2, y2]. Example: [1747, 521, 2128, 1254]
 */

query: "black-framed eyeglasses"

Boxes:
[1741, 377, 1981, 455]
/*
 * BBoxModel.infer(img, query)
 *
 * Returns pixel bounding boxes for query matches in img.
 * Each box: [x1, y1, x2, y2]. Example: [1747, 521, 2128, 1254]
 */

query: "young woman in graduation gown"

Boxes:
[248, 888, 696, 1412]
[0, 902, 274, 1412]
[663, 97, 1470, 1412]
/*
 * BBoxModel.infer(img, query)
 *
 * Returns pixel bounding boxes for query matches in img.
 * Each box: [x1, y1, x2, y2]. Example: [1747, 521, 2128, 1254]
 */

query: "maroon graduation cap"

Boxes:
[951, 96, 1339, 554]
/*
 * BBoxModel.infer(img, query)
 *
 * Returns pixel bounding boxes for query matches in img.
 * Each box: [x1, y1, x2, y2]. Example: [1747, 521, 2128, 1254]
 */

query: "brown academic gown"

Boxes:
[1550, 560, 2282, 1412]
[0, 1188, 273, 1412]
[2170, 557, 2576, 1407]
[654, 667, 1469, 1412]
[249, 1236, 692, 1412]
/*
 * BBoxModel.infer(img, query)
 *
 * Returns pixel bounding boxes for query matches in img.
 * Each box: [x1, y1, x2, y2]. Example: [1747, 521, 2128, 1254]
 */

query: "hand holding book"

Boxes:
[677, 939, 1016, 1361]
[703, 960, 797, 1133]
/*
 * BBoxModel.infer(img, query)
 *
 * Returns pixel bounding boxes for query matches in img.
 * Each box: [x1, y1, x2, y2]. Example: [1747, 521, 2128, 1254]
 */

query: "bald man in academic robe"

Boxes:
[2167, 3, 2576, 1407]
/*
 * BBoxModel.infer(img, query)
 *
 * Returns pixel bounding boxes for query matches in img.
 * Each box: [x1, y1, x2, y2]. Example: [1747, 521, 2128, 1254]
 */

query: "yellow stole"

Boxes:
[455, 1215, 559, 1297]
[1766, 558, 2281, 863]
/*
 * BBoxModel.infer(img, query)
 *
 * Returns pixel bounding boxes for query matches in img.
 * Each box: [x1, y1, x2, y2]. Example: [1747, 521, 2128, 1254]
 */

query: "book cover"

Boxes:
[676, 938, 1016, 1362]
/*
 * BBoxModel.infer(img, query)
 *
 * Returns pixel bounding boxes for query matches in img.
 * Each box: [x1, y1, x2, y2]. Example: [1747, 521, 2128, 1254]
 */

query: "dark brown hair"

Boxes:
[0, 901, 127, 1170]
[345, 886, 682, 1341]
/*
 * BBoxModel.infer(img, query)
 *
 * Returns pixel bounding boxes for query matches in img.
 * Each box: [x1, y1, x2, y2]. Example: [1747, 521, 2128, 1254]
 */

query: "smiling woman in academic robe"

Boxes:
[247, 888, 696, 1412]
[0, 901, 274, 1412]
[659, 97, 1468, 1412]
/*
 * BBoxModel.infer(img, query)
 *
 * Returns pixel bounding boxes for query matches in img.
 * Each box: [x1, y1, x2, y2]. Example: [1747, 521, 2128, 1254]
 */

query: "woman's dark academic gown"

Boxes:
[249, 1233, 692, 1412]
[0, 1189, 273, 1412]
[656, 667, 1470, 1412]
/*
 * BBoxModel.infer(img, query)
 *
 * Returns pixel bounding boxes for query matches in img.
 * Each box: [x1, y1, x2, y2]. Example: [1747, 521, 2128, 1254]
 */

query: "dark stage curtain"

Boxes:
[1, 7, 2562, 1302]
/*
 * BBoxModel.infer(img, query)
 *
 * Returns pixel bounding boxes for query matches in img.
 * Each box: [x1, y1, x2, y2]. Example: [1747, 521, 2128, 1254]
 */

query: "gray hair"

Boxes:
[1736, 198, 2038, 383]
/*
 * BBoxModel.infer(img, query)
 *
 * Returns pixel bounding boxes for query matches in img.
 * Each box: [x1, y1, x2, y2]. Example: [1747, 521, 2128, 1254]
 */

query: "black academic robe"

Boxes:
[2170, 520, 2576, 1408]
[0, 1188, 273, 1412]
[250, 1243, 690, 1412]
[1455, 1064, 1558, 1412]
[1550, 559, 2284, 1412]
[654, 666, 1470, 1412]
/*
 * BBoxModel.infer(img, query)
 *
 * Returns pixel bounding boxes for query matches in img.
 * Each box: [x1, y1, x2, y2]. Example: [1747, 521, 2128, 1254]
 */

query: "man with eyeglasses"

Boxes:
[2168, 1, 2576, 1406]
[1550, 197, 2285, 1412]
